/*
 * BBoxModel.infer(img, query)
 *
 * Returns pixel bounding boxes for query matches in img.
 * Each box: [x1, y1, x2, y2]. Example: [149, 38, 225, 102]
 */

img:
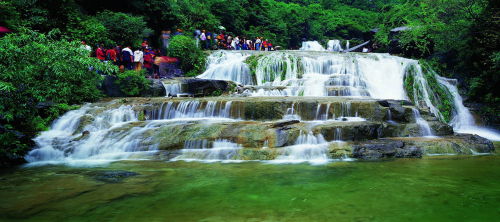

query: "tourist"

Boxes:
[200, 30, 207, 50]
[268, 41, 272, 51]
[227, 35, 232, 49]
[256, 37, 261, 51]
[154, 54, 162, 78]
[143, 47, 153, 75]
[122, 45, 133, 70]
[114, 43, 122, 67]
[80, 39, 91, 57]
[206, 31, 212, 50]
[142, 39, 148, 48]
[217, 34, 222, 49]
[134, 47, 144, 71]
[362, 47, 369, 53]
[263, 39, 268, 51]
[106, 45, 116, 63]
[235, 36, 240, 50]
[96, 44, 105, 61]
[174, 29, 183, 36]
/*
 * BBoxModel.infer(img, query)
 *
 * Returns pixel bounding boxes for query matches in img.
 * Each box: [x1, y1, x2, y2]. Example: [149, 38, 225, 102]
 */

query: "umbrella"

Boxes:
[0, 26, 11, 33]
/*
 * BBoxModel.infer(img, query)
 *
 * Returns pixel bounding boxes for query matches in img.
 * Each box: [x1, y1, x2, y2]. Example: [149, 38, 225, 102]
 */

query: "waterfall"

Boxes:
[283, 102, 301, 120]
[162, 82, 182, 97]
[412, 108, 433, 137]
[197, 51, 253, 85]
[437, 76, 500, 141]
[173, 139, 243, 162]
[153, 101, 237, 120]
[274, 131, 330, 164]
[327, 40, 343, 52]
[300, 41, 325, 51]
[346, 40, 350, 50]
[254, 53, 298, 86]
[314, 102, 365, 122]
[25, 105, 160, 166]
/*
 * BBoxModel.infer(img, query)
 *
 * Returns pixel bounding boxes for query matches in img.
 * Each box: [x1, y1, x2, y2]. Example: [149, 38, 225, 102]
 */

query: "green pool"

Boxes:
[1, 154, 500, 221]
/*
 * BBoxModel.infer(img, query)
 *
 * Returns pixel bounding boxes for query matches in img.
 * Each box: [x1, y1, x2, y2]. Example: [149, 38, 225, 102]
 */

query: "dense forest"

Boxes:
[0, 0, 499, 167]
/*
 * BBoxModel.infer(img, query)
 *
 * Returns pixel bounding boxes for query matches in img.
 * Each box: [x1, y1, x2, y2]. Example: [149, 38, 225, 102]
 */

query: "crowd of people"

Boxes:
[196, 30, 275, 51]
[80, 39, 163, 77]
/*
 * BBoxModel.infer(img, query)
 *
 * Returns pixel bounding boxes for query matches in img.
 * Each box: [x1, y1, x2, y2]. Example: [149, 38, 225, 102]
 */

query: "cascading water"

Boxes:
[197, 51, 253, 85]
[283, 103, 301, 120]
[173, 139, 243, 162]
[25, 105, 158, 166]
[314, 102, 365, 122]
[327, 40, 343, 52]
[412, 108, 433, 137]
[162, 82, 182, 97]
[300, 41, 325, 51]
[437, 76, 500, 141]
[273, 131, 330, 164]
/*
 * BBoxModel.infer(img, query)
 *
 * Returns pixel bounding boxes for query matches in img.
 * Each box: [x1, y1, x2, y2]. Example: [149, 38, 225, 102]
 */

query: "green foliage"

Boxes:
[0, 1, 19, 30]
[167, 35, 206, 77]
[211, 88, 223, 97]
[0, 28, 115, 136]
[0, 28, 116, 166]
[96, 10, 154, 47]
[0, 127, 30, 168]
[115, 70, 150, 97]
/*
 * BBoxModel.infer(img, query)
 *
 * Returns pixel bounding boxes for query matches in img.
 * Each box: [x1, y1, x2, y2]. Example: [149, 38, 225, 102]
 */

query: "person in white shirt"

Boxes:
[81, 39, 91, 57]
[133, 48, 144, 71]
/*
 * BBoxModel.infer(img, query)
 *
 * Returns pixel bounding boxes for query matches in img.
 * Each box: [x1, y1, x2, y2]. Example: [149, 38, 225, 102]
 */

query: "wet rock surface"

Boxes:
[87, 171, 140, 183]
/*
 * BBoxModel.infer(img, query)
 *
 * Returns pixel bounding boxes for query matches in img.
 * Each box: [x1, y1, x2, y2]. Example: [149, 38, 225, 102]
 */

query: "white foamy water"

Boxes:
[327, 40, 343, 52]
[162, 82, 182, 97]
[172, 139, 243, 162]
[197, 51, 253, 85]
[300, 41, 325, 51]
[25, 105, 154, 166]
[437, 76, 500, 141]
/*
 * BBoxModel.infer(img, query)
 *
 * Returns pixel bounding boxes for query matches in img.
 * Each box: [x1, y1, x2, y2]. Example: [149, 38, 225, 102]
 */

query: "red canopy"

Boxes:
[0, 26, 11, 33]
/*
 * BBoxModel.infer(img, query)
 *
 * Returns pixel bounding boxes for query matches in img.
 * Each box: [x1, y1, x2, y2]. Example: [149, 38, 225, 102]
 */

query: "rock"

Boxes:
[146, 78, 166, 97]
[82, 131, 90, 136]
[36, 100, 57, 110]
[181, 79, 229, 96]
[99, 75, 166, 97]
[86, 171, 139, 183]
[74, 115, 95, 134]
[378, 100, 390, 107]
[99, 75, 126, 97]
[352, 139, 422, 159]
[1, 178, 8, 180]
[270, 120, 300, 128]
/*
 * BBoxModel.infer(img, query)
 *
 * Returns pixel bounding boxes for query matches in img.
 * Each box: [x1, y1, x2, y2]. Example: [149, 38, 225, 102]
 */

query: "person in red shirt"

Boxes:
[142, 39, 148, 48]
[96, 44, 105, 61]
[143, 47, 154, 76]
[106, 46, 116, 62]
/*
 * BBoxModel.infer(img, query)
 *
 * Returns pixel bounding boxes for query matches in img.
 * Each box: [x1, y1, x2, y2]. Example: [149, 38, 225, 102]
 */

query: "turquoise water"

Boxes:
[1, 155, 500, 221]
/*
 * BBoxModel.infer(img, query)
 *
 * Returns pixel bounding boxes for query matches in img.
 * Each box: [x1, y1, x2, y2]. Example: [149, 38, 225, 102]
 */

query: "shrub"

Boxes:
[0, 28, 116, 167]
[115, 70, 150, 96]
[167, 35, 206, 77]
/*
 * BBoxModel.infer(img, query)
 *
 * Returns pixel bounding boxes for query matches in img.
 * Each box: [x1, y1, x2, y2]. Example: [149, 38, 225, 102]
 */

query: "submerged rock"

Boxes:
[87, 171, 140, 183]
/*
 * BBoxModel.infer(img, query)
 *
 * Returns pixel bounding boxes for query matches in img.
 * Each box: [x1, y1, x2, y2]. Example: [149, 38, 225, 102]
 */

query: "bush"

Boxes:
[167, 35, 206, 77]
[115, 70, 150, 96]
[0, 28, 116, 167]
